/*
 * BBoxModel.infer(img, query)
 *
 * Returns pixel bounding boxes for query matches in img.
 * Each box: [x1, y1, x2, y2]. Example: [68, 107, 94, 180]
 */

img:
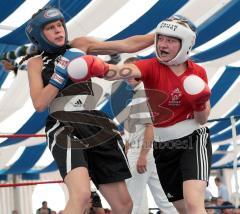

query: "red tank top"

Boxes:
[134, 58, 208, 127]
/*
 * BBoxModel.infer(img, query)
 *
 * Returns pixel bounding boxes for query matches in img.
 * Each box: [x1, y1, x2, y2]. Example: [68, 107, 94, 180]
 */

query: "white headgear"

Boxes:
[155, 15, 196, 65]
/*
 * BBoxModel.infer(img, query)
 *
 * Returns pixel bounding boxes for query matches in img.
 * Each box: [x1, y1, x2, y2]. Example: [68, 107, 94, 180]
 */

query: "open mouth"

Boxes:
[158, 50, 169, 57]
[55, 36, 64, 42]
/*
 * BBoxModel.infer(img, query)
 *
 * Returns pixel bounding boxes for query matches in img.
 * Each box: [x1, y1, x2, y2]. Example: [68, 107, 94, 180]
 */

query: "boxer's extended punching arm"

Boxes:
[71, 34, 154, 55]
[66, 54, 142, 82]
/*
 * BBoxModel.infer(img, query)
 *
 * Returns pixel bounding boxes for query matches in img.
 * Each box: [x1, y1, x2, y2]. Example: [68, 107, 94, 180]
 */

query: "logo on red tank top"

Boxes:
[169, 88, 182, 106]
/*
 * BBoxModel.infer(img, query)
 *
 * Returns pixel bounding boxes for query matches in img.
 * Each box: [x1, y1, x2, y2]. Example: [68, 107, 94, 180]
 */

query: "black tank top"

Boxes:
[41, 47, 95, 130]
[42, 48, 120, 145]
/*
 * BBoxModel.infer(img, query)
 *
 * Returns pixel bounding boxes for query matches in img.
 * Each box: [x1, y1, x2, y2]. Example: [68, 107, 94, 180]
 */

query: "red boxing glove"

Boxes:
[181, 75, 211, 111]
[67, 55, 109, 82]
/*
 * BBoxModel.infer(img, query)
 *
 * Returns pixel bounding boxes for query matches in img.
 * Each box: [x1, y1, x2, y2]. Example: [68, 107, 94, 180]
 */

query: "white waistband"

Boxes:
[154, 119, 200, 142]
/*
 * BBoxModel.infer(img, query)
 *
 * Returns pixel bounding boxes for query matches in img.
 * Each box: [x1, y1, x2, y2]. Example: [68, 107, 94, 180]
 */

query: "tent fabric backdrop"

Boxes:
[0, 1, 240, 213]
[0, 0, 239, 177]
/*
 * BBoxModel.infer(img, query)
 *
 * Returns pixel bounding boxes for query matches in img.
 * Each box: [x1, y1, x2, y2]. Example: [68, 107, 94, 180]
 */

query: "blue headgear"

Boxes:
[25, 8, 68, 53]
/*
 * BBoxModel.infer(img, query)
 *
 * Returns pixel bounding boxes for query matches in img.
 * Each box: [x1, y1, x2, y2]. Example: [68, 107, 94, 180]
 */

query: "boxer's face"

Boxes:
[156, 34, 181, 62]
[43, 20, 66, 47]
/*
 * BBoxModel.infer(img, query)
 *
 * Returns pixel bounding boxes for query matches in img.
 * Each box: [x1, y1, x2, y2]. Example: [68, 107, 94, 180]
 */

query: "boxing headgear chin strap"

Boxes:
[155, 16, 196, 66]
[25, 8, 68, 54]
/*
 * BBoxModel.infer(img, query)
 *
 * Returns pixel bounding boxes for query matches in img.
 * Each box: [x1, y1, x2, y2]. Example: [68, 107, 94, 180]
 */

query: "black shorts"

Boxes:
[153, 127, 212, 202]
[45, 111, 131, 187]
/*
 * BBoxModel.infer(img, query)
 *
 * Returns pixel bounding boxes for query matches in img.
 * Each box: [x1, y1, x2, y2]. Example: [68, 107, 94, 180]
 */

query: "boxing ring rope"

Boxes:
[0, 118, 240, 210]
[208, 115, 240, 209]
[0, 134, 46, 138]
[0, 180, 63, 188]
[208, 115, 240, 122]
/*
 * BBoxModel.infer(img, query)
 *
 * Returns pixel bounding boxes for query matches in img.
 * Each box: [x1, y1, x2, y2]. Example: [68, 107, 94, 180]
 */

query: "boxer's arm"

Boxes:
[67, 55, 142, 82]
[106, 63, 142, 80]
[194, 101, 211, 125]
[27, 56, 59, 112]
[71, 34, 154, 55]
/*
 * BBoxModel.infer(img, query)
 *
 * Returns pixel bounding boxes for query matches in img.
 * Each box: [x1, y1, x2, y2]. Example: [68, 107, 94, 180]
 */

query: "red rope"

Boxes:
[0, 180, 63, 187]
[0, 134, 46, 138]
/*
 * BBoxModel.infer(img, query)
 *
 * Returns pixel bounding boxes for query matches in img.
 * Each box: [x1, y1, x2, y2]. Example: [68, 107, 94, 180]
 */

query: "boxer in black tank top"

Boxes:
[41, 47, 130, 184]
[24, 6, 153, 213]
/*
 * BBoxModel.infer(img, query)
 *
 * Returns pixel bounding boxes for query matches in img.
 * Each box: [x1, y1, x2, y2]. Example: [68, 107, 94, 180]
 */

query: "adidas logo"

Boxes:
[74, 99, 82, 106]
[167, 193, 173, 198]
